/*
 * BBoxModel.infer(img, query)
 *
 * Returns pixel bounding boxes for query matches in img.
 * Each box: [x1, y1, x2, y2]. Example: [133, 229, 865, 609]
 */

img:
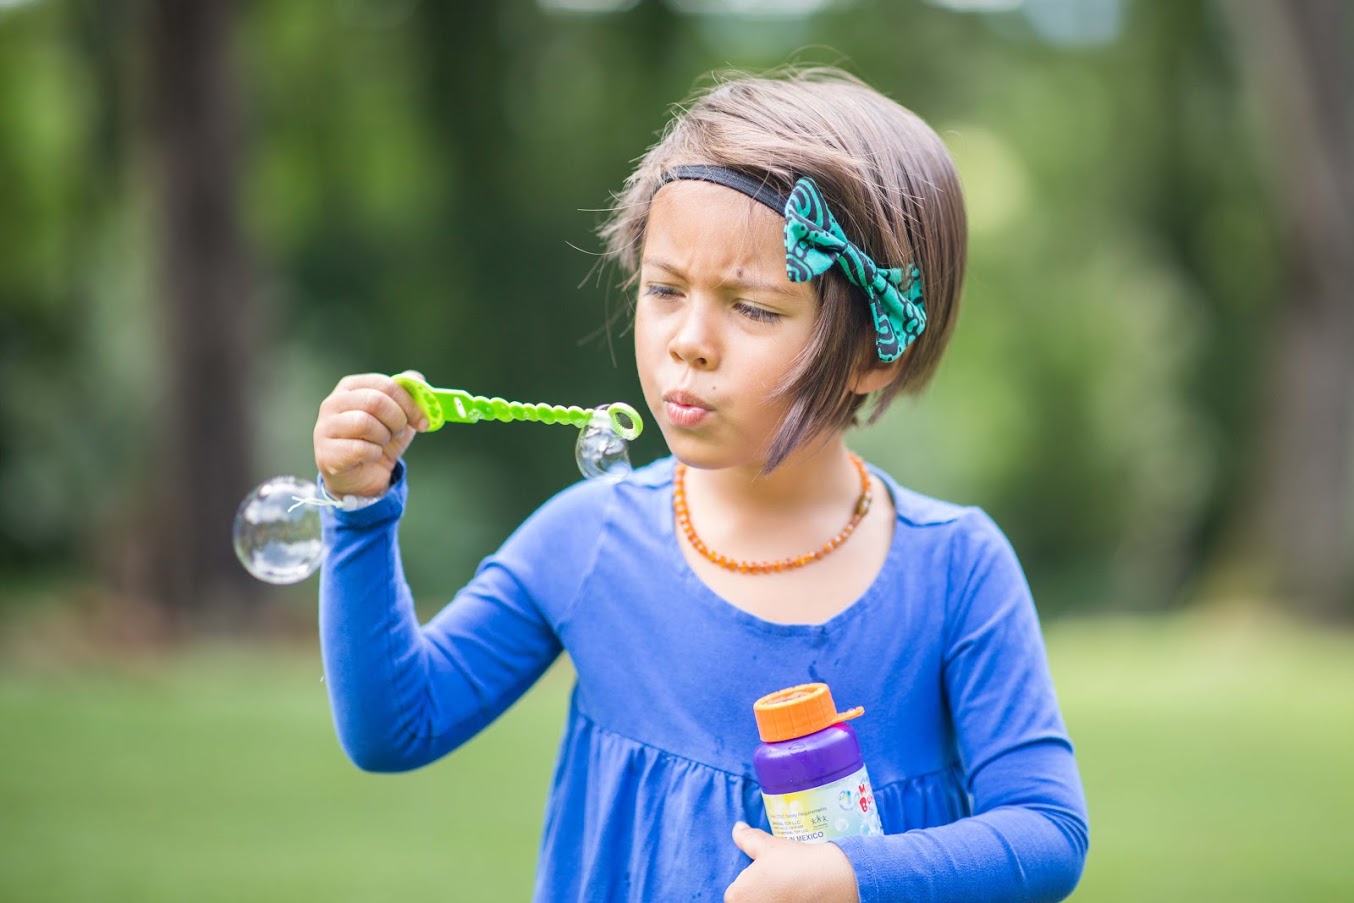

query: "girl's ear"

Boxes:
[850, 350, 907, 395]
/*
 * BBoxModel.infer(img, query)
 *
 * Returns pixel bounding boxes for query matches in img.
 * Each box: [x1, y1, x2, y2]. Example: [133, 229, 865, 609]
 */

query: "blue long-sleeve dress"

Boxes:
[320, 457, 1088, 902]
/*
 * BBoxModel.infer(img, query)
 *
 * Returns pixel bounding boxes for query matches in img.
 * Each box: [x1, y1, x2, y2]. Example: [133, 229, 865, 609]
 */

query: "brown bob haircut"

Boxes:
[600, 67, 967, 472]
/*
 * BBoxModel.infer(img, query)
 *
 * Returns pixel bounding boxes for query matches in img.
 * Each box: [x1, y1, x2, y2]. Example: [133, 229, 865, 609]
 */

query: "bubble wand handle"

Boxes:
[393, 374, 643, 440]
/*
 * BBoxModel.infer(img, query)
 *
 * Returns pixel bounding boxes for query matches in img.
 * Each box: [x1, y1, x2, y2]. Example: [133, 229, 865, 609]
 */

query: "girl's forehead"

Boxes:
[644, 181, 787, 273]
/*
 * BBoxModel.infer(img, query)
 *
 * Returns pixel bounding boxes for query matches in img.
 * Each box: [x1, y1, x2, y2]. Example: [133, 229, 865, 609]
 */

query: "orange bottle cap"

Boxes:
[753, 682, 864, 743]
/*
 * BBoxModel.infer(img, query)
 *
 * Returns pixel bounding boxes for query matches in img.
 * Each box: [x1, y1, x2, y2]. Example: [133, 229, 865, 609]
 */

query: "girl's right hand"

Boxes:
[313, 372, 431, 499]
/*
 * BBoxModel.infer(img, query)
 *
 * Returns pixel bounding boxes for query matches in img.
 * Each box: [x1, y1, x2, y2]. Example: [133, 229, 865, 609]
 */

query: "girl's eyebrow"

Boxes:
[642, 257, 800, 298]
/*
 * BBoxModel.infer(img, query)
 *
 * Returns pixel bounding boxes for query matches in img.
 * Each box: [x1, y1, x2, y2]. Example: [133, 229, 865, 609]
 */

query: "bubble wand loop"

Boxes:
[393, 374, 643, 441]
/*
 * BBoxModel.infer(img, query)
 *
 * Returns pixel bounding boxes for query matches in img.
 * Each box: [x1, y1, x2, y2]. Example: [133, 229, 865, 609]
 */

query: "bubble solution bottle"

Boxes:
[752, 682, 884, 843]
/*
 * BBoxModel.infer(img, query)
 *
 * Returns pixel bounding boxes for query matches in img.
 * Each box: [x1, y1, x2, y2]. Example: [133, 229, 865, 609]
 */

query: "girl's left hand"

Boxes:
[724, 822, 860, 903]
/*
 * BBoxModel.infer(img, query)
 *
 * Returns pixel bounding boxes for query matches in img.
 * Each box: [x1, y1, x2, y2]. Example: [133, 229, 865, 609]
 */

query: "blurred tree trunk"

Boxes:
[145, 0, 259, 632]
[1225, 0, 1354, 618]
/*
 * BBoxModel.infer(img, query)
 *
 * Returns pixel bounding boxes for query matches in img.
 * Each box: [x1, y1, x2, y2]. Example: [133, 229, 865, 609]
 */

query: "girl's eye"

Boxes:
[735, 302, 781, 323]
[642, 284, 680, 299]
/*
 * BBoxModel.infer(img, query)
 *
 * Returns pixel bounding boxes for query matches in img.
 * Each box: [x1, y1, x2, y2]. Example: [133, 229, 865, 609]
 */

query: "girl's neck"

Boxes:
[681, 437, 859, 516]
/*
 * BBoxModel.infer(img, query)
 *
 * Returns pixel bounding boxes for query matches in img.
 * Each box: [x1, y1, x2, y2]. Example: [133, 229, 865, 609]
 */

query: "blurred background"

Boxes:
[1, 0, 1351, 900]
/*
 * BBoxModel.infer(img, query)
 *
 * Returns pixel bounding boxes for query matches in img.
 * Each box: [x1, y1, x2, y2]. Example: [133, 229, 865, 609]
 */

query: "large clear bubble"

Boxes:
[233, 475, 326, 584]
[575, 408, 632, 482]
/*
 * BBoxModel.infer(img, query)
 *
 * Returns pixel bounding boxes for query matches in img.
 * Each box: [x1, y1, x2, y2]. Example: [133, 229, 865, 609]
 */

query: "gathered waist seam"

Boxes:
[571, 706, 966, 789]
[570, 705, 754, 779]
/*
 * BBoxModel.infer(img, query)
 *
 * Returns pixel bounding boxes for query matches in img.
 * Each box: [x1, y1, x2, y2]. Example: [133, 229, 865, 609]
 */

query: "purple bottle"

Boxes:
[752, 682, 884, 843]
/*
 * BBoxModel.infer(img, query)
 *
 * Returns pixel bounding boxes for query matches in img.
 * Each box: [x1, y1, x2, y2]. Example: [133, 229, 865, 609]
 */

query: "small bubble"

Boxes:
[232, 475, 325, 584]
[575, 409, 632, 482]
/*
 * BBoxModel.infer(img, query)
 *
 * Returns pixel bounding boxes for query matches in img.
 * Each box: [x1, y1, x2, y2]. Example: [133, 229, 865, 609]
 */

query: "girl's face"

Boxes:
[634, 181, 819, 471]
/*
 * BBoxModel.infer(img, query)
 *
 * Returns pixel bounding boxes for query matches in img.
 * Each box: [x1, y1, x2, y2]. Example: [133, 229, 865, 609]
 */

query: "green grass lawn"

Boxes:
[1, 611, 1351, 902]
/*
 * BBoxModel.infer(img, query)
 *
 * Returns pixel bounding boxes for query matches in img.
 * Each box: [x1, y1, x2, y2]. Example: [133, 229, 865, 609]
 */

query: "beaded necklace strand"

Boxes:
[673, 453, 872, 574]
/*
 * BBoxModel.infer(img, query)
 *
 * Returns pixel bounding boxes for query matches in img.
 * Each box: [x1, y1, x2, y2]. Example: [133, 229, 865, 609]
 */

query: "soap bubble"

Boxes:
[233, 475, 326, 584]
[575, 408, 632, 482]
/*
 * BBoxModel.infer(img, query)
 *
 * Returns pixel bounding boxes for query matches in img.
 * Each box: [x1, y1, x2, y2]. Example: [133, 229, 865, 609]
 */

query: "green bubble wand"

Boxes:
[392, 374, 643, 441]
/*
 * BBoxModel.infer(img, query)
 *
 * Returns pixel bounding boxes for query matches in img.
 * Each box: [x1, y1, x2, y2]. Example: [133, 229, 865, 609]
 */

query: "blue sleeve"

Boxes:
[835, 512, 1089, 902]
[318, 462, 597, 773]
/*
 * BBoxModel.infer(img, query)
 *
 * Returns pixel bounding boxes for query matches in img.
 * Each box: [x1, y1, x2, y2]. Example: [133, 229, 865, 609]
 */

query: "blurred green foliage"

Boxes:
[0, 0, 1313, 617]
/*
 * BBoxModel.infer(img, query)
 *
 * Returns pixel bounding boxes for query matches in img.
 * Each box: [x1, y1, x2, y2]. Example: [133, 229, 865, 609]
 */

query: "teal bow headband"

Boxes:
[658, 165, 926, 362]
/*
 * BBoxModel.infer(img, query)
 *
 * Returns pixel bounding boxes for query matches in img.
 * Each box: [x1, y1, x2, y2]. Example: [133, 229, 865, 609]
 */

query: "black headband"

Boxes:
[657, 164, 788, 215]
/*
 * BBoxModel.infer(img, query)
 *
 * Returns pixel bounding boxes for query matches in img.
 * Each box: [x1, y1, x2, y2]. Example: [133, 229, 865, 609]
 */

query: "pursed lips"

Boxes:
[662, 389, 713, 427]
[663, 389, 712, 411]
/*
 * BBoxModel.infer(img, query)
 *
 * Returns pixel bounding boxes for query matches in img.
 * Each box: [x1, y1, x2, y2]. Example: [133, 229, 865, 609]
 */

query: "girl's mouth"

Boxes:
[663, 391, 712, 427]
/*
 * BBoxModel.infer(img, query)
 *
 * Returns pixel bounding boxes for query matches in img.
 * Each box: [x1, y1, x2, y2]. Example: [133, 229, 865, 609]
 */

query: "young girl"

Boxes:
[314, 68, 1088, 902]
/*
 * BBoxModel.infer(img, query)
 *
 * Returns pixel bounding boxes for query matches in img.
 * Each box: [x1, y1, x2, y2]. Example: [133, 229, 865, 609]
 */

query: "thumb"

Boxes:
[388, 424, 419, 459]
[731, 822, 778, 860]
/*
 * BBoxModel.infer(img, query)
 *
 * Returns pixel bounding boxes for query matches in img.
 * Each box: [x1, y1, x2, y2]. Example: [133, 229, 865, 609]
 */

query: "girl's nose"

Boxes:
[669, 302, 718, 369]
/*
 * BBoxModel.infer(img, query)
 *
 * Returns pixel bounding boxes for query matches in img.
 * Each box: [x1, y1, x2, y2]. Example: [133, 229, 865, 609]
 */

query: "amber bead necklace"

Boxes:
[673, 453, 872, 574]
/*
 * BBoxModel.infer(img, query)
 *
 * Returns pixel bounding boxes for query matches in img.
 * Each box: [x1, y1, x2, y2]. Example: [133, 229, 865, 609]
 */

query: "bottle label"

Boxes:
[761, 765, 884, 843]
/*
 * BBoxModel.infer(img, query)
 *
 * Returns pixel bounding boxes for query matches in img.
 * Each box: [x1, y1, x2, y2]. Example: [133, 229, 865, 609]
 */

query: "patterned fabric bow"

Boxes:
[783, 177, 926, 363]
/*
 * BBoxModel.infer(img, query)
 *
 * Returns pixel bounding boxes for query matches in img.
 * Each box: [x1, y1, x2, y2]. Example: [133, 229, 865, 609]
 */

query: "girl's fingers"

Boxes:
[334, 372, 399, 395]
[383, 425, 417, 462]
[328, 374, 429, 434]
[342, 387, 411, 439]
[326, 409, 396, 446]
[317, 437, 384, 477]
